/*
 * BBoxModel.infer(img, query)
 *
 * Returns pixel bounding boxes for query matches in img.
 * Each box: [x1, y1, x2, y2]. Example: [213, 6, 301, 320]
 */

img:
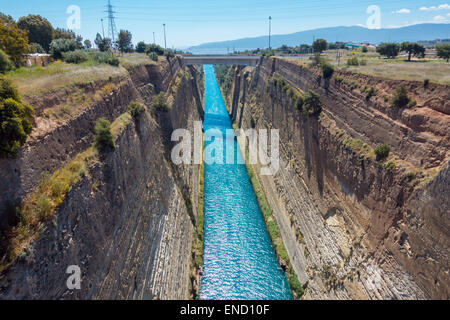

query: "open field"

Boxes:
[283, 50, 450, 84]
[7, 53, 155, 95]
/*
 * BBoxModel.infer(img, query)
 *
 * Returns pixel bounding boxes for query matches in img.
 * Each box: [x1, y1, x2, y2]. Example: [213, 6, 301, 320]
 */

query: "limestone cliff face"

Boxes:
[0, 61, 182, 231]
[227, 58, 449, 300]
[0, 59, 203, 299]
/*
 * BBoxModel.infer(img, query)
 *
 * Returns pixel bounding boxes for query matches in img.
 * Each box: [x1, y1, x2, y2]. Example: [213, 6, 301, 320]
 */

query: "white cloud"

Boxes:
[420, 3, 450, 11]
[433, 15, 447, 21]
[394, 8, 411, 14]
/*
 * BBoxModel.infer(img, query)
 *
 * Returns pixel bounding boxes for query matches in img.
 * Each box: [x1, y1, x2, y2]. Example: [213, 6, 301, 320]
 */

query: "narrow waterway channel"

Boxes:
[200, 65, 292, 300]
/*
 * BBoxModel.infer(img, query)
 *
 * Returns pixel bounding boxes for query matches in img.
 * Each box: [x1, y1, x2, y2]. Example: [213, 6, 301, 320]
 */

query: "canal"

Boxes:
[200, 65, 292, 300]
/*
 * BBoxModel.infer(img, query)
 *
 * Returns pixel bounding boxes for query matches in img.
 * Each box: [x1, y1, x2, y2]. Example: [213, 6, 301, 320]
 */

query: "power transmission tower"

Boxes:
[105, 0, 118, 43]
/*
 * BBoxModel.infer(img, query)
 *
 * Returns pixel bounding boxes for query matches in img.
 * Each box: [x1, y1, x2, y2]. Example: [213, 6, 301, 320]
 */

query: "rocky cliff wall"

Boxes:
[0, 58, 204, 299]
[226, 58, 449, 299]
[0, 60, 181, 230]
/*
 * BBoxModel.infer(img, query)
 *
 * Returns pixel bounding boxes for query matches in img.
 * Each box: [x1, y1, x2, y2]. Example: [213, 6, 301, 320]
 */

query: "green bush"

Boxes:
[36, 194, 52, 220]
[148, 52, 158, 62]
[93, 52, 119, 66]
[152, 93, 169, 112]
[0, 50, 12, 74]
[0, 77, 34, 157]
[347, 56, 359, 66]
[365, 87, 376, 100]
[0, 76, 21, 102]
[63, 50, 88, 64]
[94, 117, 114, 152]
[0, 98, 34, 157]
[375, 144, 390, 160]
[29, 43, 46, 54]
[145, 44, 165, 56]
[49, 38, 77, 59]
[384, 160, 395, 172]
[128, 101, 145, 119]
[391, 86, 411, 108]
[164, 49, 175, 59]
[302, 90, 322, 116]
[321, 62, 334, 79]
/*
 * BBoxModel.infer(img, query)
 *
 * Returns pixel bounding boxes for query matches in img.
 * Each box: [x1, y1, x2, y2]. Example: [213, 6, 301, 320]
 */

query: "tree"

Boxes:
[117, 30, 133, 54]
[0, 77, 34, 157]
[17, 14, 53, 51]
[95, 34, 112, 52]
[29, 43, 45, 53]
[313, 39, 327, 53]
[136, 41, 147, 53]
[436, 44, 450, 62]
[0, 12, 14, 24]
[376, 43, 400, 59]
[401, 42, 425, 61]
[145, 43, 165, 56]
[53, 28, 76, 40]
[0, 20, 29, 66]
[49, 38, 77, 59]
[0, 49, 12, 73]
[84, 39, 92, 49]
[75, 35, 84, 49]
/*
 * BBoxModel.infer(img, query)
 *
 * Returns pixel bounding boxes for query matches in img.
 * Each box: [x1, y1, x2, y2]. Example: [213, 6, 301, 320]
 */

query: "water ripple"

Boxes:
[200, 65, 292, 300]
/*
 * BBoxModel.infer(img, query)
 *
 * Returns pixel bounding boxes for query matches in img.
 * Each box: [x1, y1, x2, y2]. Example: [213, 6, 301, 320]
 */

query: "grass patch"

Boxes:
[0, 110, 135, 271]
[2, 146, 97, 267]
[190, 135, 205, 300]
[240, 142, 305, 299]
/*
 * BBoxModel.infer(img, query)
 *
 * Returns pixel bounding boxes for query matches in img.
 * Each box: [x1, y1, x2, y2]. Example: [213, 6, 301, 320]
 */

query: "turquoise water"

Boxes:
[200, 65, 292, 300]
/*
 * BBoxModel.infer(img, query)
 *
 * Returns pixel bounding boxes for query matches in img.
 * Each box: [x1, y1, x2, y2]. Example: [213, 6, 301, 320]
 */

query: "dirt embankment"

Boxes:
[227, 57, 449, 299]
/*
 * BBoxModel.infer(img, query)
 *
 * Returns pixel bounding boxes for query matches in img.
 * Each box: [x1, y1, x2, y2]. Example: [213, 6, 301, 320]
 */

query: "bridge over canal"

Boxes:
[182, 55, 261, 66]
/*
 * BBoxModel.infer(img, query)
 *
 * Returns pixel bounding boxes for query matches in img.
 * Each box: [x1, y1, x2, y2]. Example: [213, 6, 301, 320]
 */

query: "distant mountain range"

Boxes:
[188, 24, 450, 53]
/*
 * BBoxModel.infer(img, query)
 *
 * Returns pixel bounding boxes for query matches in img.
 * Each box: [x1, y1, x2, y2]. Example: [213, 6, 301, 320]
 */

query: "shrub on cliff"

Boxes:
[302, 90, 322, 116]
[391, 86, 415, 108]
[375, 144, 390, 161]
[94, 117, 114, 152]
[152, 93, 169, 112]
[0, 77, 34, 157]
[321, 62, 334, 79]
[129, 101, 145, 119]
[147, 52, 158, 62]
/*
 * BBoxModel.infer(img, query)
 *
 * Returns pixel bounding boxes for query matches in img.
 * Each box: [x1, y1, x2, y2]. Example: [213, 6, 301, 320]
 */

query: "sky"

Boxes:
[1, 0, 449, 48]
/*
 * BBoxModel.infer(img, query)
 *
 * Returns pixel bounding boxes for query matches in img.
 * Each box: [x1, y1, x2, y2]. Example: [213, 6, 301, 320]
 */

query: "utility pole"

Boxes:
[269, 16, 272, 50]
[153, 32, 156, 44]
[101, 19, 105, 38]
[163, 24, 167, 50]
